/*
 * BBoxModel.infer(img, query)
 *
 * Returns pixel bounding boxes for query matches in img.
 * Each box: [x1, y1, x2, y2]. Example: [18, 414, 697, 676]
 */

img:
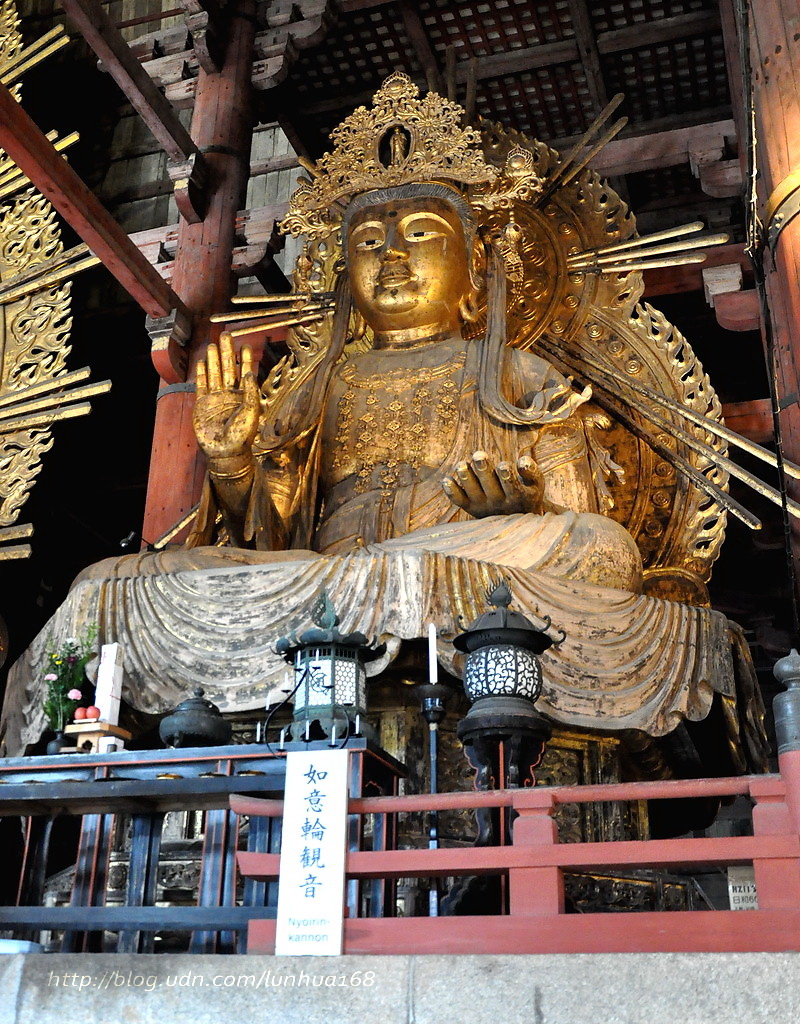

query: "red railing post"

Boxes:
[779, 748, 800, 832]
[750, 776, 800, 909]
[509, 790, 563, 916]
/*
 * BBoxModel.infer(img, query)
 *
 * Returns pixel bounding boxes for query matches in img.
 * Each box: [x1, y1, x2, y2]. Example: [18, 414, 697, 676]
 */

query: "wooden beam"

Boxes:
[398, 1, 443, 94]
[59, 0, 199, 169]
[722, 399, 775, 445]
[453, 39, 580, 83]
[0, 82, 186, 321]
[642, 242, 751, 297]
[590, 119, 736, 177]
[566, 0, 609, 114]
[59, 0, 207, 222]
[596, 10, 721, 53]
[715, 289, 761, 332]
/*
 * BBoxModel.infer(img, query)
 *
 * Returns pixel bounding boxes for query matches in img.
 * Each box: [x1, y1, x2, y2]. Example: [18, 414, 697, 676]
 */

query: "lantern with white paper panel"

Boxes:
[275, 591, 385, 741]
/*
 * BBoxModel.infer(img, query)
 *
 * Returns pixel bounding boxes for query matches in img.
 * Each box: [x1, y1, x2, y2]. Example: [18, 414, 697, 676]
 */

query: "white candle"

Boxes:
[329, 723, 337, 746]
[355, 714, 361, 736]
[428, 622, 438, 684]
[279, 727, 286, 749]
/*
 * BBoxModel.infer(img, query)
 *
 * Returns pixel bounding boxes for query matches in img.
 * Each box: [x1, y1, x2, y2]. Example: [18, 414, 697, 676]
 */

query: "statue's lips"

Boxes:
[377, 267, 415, 288]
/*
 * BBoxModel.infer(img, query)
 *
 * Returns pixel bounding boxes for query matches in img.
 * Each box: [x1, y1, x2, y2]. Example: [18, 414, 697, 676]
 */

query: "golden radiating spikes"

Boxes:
[552, 117, 628, 193]
[0, 241, 91, 300]
[227, 312, 328, 339]
[0, 401, 92, 435]
[566, 349, 800, 518]
[0, 255, 100, 305]
[569, 233, 731, 268]
[0, 544, 32, 561]
[210, 302, 334, 324]
[568, 221, 705, 261]
[297, 156, 320, 178]
[0, 367, 91, 410]
[230, 291, 336, 305]
[0, 131, 79, 202]
[539, 340, 762, 530]
[542, 94, 624, 190]
[0, 26, 66, 77]
[153, 503, 202, 550]
[0, 379, 111, 424]
[0, 132, 58, 186]
[573, 254, 708, 274]
[551, 335, 800, 482]
[0, 523, 33, 542]
[0, 32, 70, 86]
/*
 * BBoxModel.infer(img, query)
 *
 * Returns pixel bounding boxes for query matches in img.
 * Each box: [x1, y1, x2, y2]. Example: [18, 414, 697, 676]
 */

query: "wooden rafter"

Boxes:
[397, 1, 443, 94]
[566, 0, 609, 114]
[59, 0, 207, 222]
[0, 82, 187, 321]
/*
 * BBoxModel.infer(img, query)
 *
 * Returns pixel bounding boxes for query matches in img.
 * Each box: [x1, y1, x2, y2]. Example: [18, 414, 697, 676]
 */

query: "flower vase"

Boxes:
[46, 730, 65, 755]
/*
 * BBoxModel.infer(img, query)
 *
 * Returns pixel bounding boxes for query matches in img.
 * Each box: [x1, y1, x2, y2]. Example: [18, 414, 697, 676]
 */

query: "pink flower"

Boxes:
[44, 673, 57, 682]
[67, 688, 82, 700]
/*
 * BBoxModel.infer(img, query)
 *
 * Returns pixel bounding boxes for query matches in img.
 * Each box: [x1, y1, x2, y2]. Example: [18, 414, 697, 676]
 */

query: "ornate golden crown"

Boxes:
[279, 72, 544, 241]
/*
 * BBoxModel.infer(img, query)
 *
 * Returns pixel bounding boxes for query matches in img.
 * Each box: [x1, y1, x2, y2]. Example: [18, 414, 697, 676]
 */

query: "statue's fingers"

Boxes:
[195, 359, 208, 396]
[496, 461, 523, 502]
[206, 343, 222, 391]
[471, 451, 504, 503]
[238, 368, 260, 419]
[241, 344, 254, 380]
[219, 333, 236, 389]
[517, 453, 541, 487]
[442, 476, 469, 510]
[456, 461, 485, 503]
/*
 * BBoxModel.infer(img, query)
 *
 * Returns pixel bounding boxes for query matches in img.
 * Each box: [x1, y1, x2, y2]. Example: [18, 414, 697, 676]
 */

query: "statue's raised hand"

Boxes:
[442, 449, 544, 518]
[194, 334, 260, 465]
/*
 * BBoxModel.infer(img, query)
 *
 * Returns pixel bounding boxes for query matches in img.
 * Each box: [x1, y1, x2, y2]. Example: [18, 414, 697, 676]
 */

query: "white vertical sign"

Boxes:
[275, 749, 350, 955]
[95, 643, 124, 724]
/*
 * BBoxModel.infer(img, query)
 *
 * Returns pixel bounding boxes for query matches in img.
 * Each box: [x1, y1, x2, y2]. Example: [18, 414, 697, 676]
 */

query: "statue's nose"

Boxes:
[380, 224, 408, 260]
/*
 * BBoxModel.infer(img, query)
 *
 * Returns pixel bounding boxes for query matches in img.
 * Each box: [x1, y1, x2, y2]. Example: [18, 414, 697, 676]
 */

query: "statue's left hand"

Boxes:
[442, 449, 543, 518]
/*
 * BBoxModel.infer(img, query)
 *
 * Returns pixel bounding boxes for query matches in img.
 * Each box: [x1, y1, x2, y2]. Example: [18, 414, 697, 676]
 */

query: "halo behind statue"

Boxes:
[269, 81, 728, 601]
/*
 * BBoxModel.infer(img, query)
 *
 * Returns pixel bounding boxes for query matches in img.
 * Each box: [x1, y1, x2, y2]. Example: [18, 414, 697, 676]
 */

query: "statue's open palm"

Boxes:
[194, 334, 260, 462]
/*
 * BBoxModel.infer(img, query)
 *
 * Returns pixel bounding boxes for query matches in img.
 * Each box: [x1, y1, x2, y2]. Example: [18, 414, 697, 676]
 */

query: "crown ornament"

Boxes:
[279, 72, 544, 242]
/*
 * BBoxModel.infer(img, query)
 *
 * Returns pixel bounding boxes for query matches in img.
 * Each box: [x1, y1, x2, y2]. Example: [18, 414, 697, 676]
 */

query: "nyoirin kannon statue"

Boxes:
[1, 74, 769, 772]
[189, 74, 643, 593]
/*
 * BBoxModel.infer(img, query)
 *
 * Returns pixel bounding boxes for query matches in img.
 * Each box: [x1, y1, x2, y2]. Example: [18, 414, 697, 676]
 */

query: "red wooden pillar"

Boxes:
[142, 0, 256, 545]
[742, 3, 800, 576]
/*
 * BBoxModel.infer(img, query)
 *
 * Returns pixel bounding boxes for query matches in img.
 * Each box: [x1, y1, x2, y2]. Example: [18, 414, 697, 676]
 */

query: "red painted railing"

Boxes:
[233, 749, 800, 955]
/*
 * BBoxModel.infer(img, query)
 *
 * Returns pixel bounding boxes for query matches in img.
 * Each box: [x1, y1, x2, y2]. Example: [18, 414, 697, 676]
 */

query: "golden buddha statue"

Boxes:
[189, 178, 642, 592]
[1, 74, 768, 775]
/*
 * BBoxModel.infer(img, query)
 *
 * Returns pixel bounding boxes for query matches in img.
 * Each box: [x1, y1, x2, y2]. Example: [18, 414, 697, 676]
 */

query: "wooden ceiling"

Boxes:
[287, 0, 731, 145]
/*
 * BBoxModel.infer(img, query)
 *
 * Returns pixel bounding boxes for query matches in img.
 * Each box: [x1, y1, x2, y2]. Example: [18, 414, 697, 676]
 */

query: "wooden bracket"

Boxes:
[178, 0, 227, 73]
[146, 305, 192, 384]
[167, 151, 208, 225]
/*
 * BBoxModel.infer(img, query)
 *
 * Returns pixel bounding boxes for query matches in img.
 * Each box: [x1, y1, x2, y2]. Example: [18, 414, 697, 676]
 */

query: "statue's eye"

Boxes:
[404, 220, 447, 241]
[355, 235, 383, 250]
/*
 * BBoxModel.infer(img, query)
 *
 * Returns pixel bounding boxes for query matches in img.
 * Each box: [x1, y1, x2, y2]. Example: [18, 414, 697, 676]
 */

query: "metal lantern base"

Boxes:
[457, 696, 552, 830]
[443, 697, 552, 917]
[291, 709, 378, 744]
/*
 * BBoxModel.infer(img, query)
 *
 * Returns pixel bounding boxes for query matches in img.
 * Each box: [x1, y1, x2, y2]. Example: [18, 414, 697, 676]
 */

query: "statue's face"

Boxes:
[346, 196, 472, 342]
